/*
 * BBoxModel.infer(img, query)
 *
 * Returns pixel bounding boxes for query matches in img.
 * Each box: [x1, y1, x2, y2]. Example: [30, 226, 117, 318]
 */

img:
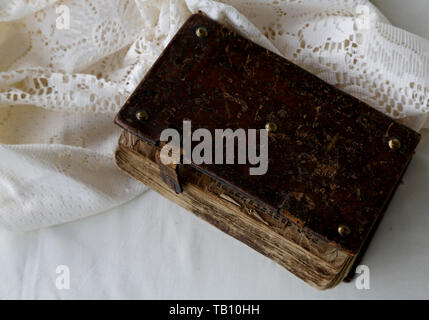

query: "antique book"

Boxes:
[114, 13, 421, 289]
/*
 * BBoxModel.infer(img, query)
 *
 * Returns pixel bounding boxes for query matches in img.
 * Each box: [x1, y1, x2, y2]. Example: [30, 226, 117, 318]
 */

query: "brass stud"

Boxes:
[265, 122, 278, 133]
[136, 110, 149, 121]
[388, 138, 401, 151]
[338, 225, 351, 237]
[196, 27, 208, 38]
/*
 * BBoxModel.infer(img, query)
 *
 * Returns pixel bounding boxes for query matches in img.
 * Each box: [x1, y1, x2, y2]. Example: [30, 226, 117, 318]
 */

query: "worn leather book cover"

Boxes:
[114, 13, 421, 289]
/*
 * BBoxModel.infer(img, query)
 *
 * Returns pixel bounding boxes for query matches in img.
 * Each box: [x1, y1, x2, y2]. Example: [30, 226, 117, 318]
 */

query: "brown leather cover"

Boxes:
[115, 14, 421, 254]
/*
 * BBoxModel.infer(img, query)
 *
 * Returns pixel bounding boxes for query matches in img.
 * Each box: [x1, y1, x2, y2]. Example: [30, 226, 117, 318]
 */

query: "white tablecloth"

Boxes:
[1, 0, 429, 299]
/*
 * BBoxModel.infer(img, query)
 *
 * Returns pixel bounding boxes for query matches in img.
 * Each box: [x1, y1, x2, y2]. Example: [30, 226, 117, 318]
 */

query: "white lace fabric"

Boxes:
[0, 0, 428, 231]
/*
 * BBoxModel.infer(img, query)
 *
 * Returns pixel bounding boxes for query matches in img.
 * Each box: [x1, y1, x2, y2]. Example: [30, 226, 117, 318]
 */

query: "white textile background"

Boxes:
[0, 0, 429, 300]
[1, 0, 429, 232]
